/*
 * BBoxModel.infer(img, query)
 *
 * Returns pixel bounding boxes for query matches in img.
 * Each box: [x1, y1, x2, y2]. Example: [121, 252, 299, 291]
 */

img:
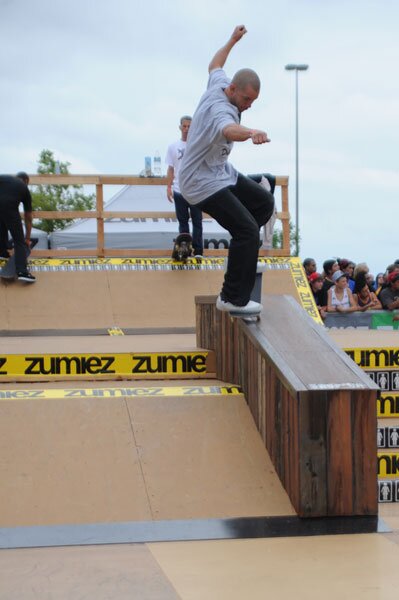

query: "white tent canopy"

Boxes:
[30, 226, 48, 249]
[49, 185, 231, 250]
[6, 226, 48, 250]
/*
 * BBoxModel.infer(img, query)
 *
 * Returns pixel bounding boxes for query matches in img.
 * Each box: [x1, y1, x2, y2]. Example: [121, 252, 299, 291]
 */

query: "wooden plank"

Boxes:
[28, 174, 289, 186]
[96, 184, 104, 257]
[298, 391, 328, 517]
[327, 391, 354, 515]
[31, 211, 98, 218]
[256, 296, 378, 389]
[351, 390, 378, 514]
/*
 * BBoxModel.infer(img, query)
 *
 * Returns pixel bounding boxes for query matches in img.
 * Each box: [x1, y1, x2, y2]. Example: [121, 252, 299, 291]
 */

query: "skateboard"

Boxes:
[0, 238, 37, 280]
[171, 233, 193, 263]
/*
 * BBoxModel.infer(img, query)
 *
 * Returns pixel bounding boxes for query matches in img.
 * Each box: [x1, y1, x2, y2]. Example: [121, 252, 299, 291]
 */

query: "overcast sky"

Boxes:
[1, 0, 398, 275]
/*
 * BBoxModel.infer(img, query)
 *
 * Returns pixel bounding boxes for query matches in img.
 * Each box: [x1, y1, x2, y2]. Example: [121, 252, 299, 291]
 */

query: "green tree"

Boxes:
[31, 149, 95, 233]
[272, 220, 299, 256]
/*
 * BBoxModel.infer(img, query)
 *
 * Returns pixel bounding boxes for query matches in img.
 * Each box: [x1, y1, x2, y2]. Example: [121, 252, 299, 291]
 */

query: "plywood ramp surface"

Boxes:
[0, 393, 295, 527]
[0, 333, 198, 355]
[0, 271, 224, 330]
[329, 329, 399, 348]
[262, 267, 300, 299]
[0, 267, 301, 331]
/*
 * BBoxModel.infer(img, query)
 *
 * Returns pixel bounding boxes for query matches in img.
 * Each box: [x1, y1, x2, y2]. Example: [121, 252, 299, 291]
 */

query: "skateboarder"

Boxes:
[179, 25, 274, 315]
[0, 171, 36, 282]
[166, 116, 203, 258]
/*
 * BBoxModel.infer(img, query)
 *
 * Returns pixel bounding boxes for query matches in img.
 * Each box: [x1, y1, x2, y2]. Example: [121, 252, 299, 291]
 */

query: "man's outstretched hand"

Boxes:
[250, 130, 271, 145]
[231, 25, 247, 43]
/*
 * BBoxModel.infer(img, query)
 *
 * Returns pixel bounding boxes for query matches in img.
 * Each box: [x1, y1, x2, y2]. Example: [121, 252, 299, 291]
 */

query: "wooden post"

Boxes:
[281, 179, 290, 255]
[96, 183, 104, 258]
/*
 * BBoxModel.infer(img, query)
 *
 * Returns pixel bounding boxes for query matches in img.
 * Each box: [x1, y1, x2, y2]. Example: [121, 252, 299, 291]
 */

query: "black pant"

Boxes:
[174, 192, 203, 255]
[198, 173, 274, 305]
[0, 202, 28, 272]
[0, 220, 9, 256]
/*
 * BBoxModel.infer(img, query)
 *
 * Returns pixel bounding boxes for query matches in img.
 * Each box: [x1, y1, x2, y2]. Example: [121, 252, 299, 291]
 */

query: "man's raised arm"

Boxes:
[208, 25, 247, 73]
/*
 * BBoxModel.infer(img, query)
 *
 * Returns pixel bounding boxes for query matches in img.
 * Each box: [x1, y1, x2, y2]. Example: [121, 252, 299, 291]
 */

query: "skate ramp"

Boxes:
[0, 385, 295, 529]
[0, 256, 319, 330]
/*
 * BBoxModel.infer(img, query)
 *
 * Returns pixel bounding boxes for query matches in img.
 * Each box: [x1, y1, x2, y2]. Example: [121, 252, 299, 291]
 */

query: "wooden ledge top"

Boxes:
[195, 294, 378, 393]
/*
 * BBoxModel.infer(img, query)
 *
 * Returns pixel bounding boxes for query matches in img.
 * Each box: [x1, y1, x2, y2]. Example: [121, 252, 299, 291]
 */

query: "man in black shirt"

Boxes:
[0, 172, 35, 282]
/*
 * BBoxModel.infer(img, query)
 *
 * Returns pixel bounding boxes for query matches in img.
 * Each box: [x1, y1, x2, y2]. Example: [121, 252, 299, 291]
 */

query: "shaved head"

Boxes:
[232, 68, 260, 93]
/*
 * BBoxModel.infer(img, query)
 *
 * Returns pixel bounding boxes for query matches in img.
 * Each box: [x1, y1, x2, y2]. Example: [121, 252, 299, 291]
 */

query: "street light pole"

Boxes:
[285, 63, 308, 257]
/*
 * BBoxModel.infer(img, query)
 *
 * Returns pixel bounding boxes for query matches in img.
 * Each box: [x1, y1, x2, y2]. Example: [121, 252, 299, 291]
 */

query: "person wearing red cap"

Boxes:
[308, 272, 327, 318]
[379, 271, 399, 310]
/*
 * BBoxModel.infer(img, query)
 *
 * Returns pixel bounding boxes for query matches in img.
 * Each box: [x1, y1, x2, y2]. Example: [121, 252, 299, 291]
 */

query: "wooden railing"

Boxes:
[27, 175, 290, 258]
[195, 294, 378, 518]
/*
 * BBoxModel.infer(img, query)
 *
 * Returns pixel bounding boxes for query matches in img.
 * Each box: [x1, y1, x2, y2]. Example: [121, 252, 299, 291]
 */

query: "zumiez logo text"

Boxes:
[345, 348, 399, 368]
[25, 355, 116, 375]
[131, 354, 207, 374]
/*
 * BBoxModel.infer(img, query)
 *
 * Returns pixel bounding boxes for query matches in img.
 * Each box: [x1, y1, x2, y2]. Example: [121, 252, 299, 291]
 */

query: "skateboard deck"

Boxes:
[172, 232, 193, 263]
[0, 245, 32, 279]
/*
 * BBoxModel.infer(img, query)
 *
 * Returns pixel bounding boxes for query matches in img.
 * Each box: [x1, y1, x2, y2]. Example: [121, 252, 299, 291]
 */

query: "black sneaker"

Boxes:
[17, 271, 36, 283]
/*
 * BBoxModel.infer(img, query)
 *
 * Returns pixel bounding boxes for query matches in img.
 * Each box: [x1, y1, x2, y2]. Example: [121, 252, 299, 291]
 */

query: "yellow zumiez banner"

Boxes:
[287, 257, 323, 324]
[377, 393, 399, 418]
[25, 257, 226, 268]
[378, 452, 399, 478]
[0, 351, 214, 379]
[344, 347, 399, 369]
[0, 385, 242, 401]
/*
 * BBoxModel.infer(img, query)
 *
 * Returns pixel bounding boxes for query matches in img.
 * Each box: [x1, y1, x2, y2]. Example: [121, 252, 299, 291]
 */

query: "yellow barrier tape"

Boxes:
[28, 257, 226, 267]
[288, 257, 323, 324]
[345, 347, 399, 369]
[0, 351, 212, 378]
[0, 385, 242, 400]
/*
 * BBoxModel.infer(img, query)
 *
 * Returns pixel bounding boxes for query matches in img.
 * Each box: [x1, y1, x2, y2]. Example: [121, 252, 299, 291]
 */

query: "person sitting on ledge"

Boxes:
[379, 271, 399, 311]
[353, 273, 382, 310]
[327, 270, 366, 313]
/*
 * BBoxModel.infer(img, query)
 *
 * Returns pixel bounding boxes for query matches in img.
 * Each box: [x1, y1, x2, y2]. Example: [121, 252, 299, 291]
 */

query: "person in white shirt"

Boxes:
[165, 116, 203, 257]
[179, 25, 274, 315]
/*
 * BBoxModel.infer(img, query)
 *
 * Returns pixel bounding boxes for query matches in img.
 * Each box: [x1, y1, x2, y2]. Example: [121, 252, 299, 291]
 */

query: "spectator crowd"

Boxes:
[303, 257, 399, 320]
